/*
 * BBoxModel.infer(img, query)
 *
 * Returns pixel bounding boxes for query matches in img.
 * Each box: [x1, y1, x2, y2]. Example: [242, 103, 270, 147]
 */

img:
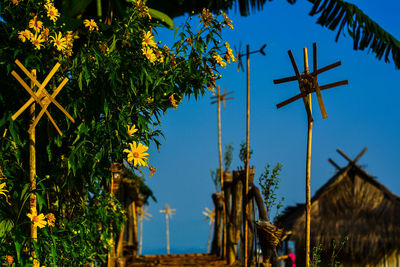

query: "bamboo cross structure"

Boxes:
[202, 207, 216, 253]
[237, 43, 266, 267]
[138, 206, 152, 255]
[273, 43, 347, 267]
[160, 203, 176, 255]
[329, 147, 368, 170]
[210, 85, 234, 258]
[11, 59, 74, 267]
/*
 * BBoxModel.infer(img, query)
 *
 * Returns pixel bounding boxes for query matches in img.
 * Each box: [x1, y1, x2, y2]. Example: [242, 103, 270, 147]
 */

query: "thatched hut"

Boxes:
[278, 152, 400, 267]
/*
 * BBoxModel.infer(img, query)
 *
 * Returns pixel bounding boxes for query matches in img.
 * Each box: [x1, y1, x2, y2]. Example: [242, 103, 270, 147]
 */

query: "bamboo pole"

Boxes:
[139, 214, 143, 255]
[132, 202, 138, 256]
[29, 70, 39, 267]
[244, 44, 250, 267]
[217, 86, 227, 259]
[165, 213, 170, 255]
[303, 47, 312, 267]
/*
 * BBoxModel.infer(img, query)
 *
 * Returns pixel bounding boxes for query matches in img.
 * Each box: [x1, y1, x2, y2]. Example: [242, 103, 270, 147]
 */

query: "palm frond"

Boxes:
[300, 0, 400, 69]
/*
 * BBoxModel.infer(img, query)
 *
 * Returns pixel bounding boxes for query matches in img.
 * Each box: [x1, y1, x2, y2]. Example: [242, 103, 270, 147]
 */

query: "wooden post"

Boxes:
[303, 47, 312, 267]
[217, 86, 227, 259]
[29, 70, 39, 267]
[227, 171, 243, 264]
[244, 44, 250, 267]
[139, 213, 143, 255]
[211, 193, 222, 256]
[132, 202, 138, 256]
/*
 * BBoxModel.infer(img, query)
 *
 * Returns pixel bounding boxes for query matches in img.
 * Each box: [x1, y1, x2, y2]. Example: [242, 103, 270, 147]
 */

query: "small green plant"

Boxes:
[310, 244, 323, 267]
[258, 163, 284, 217]
[239, 141, 253, 166]
[330, 237, 348, 267]
[224, 143, 234, 171]
[310, 237, 348, 267]
[210, 168, 221, 192]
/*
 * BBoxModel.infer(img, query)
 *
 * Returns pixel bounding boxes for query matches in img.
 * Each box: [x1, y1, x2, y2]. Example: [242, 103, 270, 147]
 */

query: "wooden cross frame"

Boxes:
[11, 59, 75, 136]
[329, 147, 368, 170]
[210, 86, 234, 108]
[273, 43, 348, 121]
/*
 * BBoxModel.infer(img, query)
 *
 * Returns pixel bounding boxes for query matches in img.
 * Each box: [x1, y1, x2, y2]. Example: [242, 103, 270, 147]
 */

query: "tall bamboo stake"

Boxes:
[29, 70, 38, 267]
[244, 44, 250, 267]
[165, 212, 170, 254]
[273, 43, 347, 267]
[160, 204, 175, 255]
[217, 86, 226, 258]
[303, 48, 312, 267]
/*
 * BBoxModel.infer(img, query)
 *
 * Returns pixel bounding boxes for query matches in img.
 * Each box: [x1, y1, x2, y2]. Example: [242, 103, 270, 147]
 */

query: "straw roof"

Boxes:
[277, 162, 400, 266]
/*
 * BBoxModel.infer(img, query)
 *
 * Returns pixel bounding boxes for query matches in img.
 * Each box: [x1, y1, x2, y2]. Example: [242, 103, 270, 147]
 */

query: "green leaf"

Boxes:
[149, 8, 175, 30]
[0, 219, 14, 240]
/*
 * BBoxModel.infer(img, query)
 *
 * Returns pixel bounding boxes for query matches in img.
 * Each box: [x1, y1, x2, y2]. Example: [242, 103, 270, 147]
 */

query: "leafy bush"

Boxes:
[0, 0, 234, 265]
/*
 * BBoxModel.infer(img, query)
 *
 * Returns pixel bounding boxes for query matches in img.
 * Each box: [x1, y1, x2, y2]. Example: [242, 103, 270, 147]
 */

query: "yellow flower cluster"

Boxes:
[5, 255, 14, 265]
[224, 42, 236, 63]
[213, 53, 227, 68]
[169, 94, 179, 109]
[141, 31, 164, 64]
[17, 1, 78, 55]
[27, 209, 56, 228]
[222, 12, 234, 29]
[135, 0, 151, 20]
[200, 8, 214, 27]
[123, 141, 149, 167]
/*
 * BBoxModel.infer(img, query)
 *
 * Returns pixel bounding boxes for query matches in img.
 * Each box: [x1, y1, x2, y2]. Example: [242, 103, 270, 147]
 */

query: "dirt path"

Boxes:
[126, 253, 243, 267]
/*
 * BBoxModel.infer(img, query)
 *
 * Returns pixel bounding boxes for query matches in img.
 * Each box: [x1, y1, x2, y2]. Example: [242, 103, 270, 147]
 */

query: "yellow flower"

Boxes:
[5, 255, 14, 265]
[127, 124, 138, 137]
[142, 46, 157, 63]
[153, 48, 164, 63]
[11, 0, 20, 5]
[142, 31, 156, 48]
[47, 213, 56, 227]
[65, 31, 78, 49]
[50, 32, 67, 51]
[31, 33, 45, 50]
[200, 8, 214, 27]
[213, 53, 226, 68]
[222, 12, 234, 29]
[123, 142, 149, 167]
[146, 97, 154, 103]
[18, 29, 32, 43]
[0, 182, 9, 204]
[41, 27, 49, 41]
[29, 16, 43, 32]
[135, 0, 151, 19]
[46, 5, 60, 22]
[149, 167, 156, 177]
[224, 42, 236, 63]
[27, 210, 47, 229]
[83, 19, 99, 31]
[169, 94, 178, 109]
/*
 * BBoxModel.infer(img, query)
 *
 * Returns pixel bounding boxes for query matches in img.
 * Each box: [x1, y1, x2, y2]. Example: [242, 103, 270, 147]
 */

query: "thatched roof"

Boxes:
[277, 162, 400, 266]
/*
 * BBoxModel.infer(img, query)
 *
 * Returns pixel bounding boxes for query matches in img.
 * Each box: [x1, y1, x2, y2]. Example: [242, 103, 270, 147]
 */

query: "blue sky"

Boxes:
[141, 0, 400, 254]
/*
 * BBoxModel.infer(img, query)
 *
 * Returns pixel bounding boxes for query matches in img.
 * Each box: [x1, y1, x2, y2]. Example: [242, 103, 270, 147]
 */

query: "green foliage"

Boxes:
[239, 140, 253, 166]
[223, 143, 233, 171]
[210, 168, 221, 192]
[311, 244, 323, 267]
[0, 0, 233, 264]
[258, 163, 283, 216]
[310, 237, 348, 267]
